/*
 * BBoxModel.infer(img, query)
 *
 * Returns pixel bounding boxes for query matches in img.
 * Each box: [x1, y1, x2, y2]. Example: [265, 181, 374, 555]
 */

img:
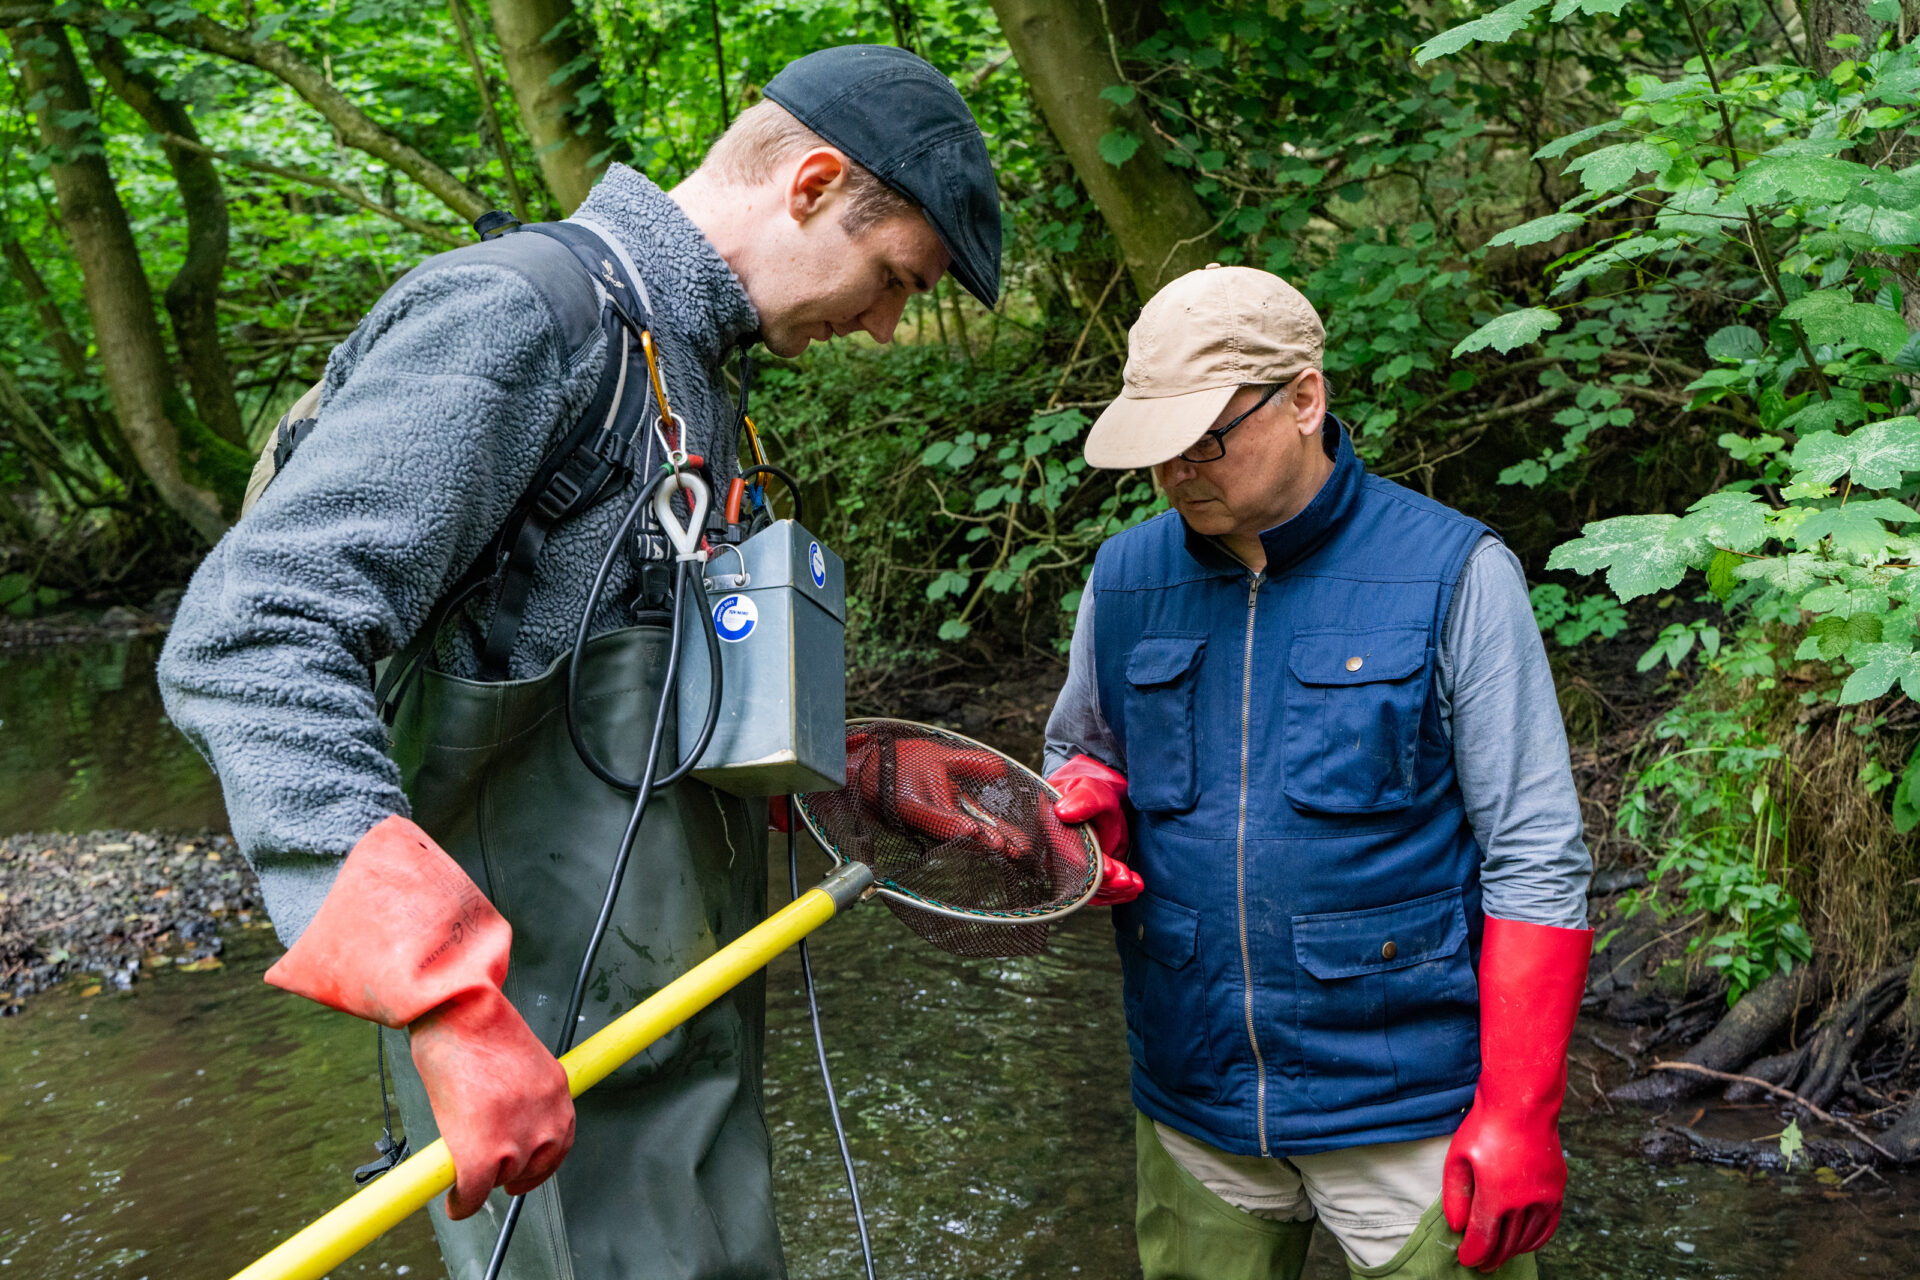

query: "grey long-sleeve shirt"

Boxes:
[1044, 534, 1591, 928]
[158, 166, 758, 943]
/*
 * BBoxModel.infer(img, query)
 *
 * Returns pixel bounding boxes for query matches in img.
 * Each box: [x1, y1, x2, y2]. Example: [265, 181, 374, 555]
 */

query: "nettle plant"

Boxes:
[1424, 1, 1920, 993]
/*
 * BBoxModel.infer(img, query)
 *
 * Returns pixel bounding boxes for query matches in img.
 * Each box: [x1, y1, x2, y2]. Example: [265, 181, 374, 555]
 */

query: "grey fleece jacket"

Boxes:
[158, 166, 759, 943]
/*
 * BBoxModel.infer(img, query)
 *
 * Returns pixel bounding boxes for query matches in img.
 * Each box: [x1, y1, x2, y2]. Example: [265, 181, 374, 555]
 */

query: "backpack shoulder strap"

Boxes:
[466, 219, 661, 682]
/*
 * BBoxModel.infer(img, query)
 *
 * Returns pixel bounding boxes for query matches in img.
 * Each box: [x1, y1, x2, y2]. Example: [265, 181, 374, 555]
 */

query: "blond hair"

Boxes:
[699, 99, 921, 238]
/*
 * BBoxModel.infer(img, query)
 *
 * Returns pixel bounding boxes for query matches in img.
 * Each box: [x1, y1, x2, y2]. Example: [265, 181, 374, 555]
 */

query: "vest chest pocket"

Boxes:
[1123, 634, 1207, 813]
[1283, 626, 1431, 814]
[1290, 889, 1480, 1112]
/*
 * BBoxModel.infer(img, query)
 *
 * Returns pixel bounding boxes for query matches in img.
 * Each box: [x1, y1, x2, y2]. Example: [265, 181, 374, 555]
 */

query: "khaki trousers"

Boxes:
[1136, 1113, 1539, 1279]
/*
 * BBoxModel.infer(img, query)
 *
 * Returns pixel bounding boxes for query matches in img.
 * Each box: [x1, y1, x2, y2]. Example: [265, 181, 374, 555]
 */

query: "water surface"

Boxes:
[4, 640, 1920, 1277]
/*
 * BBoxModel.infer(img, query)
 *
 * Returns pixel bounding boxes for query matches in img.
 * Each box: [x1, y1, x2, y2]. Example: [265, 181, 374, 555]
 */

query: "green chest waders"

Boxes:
[382, 623, 785, 1280]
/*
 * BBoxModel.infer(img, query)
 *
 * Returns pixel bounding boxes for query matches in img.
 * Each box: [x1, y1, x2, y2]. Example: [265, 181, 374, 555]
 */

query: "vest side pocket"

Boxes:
[1122, 633, 1207, 813]
[1290, 888, 1479, 1112]
[1282, 626, 1430, 814]
[1115, 891, 1224, 1103]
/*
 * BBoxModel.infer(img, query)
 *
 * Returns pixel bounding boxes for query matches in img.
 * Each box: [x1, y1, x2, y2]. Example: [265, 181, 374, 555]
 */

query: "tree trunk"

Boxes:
[1807, 1, 1920, 73]
[6, 22, 233, 544]
[486, 0, 618, 213]
[987, 0, 1223, 299]
[86, 30, 247, 451]
[0, 235, 144, 482]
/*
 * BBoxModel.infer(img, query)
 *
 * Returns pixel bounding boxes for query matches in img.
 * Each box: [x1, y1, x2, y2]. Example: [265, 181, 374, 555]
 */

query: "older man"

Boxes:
[160, 45, 998, 1280]
[1045, 265, 1593, 1279]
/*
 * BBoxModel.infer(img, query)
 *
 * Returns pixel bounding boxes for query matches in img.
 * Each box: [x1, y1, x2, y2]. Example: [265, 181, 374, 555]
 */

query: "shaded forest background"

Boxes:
[12, 0, 1920, 1143]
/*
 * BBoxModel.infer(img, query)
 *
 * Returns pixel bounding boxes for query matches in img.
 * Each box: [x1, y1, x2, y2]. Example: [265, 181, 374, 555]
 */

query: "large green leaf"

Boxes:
[1791, 419, 1920, 489]
[1546, 513, 1704, 601]
[1415, 0, 1547, 63]
[1781, 291, 1911, 359]
[1534, 121, 1621, 161]
[1840, 641, 1920, 702]
[1452, 307, 1561, 356]
[1488, 212, 1584, 248]
[1673, 490, 1771, 553]
[1563, 140, 1671, 192]
[1098, 130, 1142, 167]
[1734, 553, 1826, 594]
[1792, 499, 1917, 557]
[1733, 154, 1880, 205]
[1705, 324, 1764, 362]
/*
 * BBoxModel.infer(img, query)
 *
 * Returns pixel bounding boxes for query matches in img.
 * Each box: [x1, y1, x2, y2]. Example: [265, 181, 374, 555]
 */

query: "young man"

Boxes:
[1044, 265, 1593, 1278]
[159, 45, 998, 1280]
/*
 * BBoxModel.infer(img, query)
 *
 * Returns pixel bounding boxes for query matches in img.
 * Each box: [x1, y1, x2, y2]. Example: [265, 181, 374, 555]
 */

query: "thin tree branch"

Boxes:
[154, 133, 463, 245]
[449, 0, 529, 223]
[1647, 1061, 1899, 1161]
[0, 3, 488, 220]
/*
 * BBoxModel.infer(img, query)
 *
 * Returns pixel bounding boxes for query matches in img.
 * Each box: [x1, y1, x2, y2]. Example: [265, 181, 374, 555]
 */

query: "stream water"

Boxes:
[4, 638, 1920, 1278]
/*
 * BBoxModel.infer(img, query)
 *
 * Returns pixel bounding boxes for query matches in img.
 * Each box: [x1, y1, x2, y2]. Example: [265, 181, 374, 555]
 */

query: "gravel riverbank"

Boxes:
[0, 828, 261, 1011]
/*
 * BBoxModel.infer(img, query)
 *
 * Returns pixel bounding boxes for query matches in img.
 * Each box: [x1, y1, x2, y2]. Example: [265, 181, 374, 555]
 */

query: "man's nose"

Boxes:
[861, 294, 909, 345]
[1157, 456, 1197, 487]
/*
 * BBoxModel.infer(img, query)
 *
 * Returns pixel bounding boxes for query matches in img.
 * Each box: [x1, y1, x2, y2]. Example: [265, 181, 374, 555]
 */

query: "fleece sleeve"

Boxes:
[1437, 536, 1593, 929]
[158, 261, 586, 943]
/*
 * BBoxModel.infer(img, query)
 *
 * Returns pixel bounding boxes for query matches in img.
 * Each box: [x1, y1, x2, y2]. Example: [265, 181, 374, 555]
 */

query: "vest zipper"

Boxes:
[1236, 570, 1270, 1155]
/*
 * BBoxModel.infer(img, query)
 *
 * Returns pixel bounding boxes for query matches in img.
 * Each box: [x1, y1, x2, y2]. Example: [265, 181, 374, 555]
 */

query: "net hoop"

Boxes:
[795, 717, 1105, 926]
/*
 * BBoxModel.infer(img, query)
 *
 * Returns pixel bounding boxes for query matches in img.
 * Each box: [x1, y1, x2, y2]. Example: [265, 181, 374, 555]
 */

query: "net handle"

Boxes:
[795, 717, 1106, 924]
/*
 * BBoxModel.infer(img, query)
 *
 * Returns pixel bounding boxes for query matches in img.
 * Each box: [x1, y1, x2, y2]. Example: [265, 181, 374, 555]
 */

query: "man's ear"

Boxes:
[1290, 369, 1329, 437]
[787, 147, 850, 226]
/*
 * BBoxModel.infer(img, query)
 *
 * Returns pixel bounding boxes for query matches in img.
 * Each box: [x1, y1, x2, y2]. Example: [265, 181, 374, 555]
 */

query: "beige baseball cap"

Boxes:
[1084, 264, 1325, 470]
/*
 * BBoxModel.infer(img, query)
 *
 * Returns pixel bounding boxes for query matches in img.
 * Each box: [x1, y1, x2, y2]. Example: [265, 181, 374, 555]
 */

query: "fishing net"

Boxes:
[794, 719, 1102, 958]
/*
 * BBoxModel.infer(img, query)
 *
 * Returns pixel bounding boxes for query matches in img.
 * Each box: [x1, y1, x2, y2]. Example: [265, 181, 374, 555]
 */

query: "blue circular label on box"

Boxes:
[713, 594, 757, 642]
[809, 541, 826, 588]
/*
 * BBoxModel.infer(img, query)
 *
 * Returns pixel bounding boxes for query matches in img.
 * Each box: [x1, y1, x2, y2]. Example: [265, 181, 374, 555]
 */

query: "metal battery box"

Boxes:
[676, 519, 847, 796]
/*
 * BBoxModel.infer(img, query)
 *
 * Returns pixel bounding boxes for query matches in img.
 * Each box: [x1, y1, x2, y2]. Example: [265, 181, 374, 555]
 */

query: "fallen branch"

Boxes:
[1647, 1060, 1899, 1161]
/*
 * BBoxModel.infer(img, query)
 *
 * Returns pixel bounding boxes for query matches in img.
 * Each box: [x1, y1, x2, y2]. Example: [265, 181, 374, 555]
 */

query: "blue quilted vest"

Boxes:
[1092, 421, 1490, 1157]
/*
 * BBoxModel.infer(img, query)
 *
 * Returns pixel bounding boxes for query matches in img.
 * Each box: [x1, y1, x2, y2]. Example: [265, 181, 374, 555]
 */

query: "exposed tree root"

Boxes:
[1611, 964, 1828, 1102]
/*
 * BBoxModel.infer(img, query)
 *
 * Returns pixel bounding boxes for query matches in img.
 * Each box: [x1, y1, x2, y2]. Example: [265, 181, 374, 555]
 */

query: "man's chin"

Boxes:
[760, 328, 814, 358]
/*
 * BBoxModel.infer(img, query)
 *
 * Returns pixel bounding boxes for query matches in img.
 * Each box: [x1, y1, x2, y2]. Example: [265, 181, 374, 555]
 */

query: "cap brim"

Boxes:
[1083, 384, 1239, 469]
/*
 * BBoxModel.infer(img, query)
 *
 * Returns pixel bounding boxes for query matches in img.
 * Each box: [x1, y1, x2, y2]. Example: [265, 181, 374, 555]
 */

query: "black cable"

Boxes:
[737, 463, 806, 526]
[483, 483, 723, 1280]
[789, 805, 877, 1280]
[565, 471, 723, 792]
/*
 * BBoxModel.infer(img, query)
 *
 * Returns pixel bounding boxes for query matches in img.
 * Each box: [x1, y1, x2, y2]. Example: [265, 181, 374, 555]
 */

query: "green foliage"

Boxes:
[1617, 678, 1812, 1004]
[1528, 582, 1627, 646]
[1434, 1, 1920, 992]
[1780, 1117, 1805, 1170]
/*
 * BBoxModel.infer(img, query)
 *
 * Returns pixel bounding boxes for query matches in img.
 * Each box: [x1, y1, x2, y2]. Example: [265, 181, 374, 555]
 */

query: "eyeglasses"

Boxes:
[1179, 382, 1285, 464]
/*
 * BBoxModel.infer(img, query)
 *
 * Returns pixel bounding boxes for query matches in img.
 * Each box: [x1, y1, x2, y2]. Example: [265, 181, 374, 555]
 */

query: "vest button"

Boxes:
[1346, 655, 1363, 672]
[1381, 940, 1398, 960]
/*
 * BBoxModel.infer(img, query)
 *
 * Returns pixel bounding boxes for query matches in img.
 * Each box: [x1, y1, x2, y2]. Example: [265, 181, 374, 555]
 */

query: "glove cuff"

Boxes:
[266, 815, 511, 1028]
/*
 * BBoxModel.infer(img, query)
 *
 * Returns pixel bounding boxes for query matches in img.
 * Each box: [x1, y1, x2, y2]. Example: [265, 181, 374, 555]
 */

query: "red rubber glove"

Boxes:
[1047, 755, 1143, 906]
[769, 795, 792, 833]
[847, 726, 1042, 860]
[1443, 915, 1594, 1271]
[265, 816, 575, 1221]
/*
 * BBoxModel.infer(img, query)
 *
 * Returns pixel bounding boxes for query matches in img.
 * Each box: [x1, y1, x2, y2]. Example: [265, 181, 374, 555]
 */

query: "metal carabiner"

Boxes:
[652, 466, 711, 563]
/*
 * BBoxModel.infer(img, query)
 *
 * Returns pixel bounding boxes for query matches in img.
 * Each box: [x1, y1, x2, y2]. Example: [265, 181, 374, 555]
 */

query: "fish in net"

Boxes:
[795, 719, 1101, 957]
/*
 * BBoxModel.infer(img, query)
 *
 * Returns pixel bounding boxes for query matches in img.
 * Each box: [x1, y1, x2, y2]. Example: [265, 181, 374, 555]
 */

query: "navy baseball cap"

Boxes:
[763, 45, 1002, 307]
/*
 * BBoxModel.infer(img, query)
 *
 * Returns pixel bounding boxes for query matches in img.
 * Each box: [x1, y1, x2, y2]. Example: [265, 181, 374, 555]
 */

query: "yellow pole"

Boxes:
[230, 864, 872, 1280]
